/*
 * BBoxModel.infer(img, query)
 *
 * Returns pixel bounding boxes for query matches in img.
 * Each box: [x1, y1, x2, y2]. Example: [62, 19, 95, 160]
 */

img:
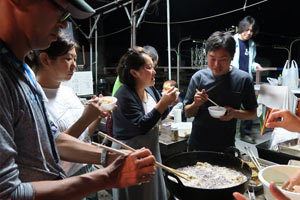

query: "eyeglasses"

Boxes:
[47, 0, 71, 22]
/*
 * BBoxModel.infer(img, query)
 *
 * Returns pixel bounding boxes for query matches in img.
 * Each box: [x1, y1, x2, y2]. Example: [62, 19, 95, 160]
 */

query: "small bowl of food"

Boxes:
[164, 84, 178, 92]
[100, 96, 117, 112]
[208, 106, 226, 118]
[162, 84, 180, 99]
[163, 84, 173, 91]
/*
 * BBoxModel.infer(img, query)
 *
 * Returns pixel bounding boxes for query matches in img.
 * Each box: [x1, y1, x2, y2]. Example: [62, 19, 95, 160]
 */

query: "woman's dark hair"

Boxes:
[238, 16, 259, 36]
[205, 31, 236, 58]
[25, 32, 79, 73]
[117, 48, 149, 89]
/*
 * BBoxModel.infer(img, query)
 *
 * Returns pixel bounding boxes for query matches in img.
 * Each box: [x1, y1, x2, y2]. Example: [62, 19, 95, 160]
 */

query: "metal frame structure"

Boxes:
[71, 0, 161, 93]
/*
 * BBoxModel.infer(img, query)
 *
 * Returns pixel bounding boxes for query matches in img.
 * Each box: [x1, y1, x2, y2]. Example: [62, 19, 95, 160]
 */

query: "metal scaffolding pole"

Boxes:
[130, 0, 136, 48]
[89, 18, 94, 91]
[94, 17, 98, 94]
[167, 0, 171, 80]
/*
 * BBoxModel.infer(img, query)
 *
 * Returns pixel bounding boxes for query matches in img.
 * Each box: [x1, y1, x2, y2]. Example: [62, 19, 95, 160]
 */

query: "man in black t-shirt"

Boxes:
[184, 31, 258, 152]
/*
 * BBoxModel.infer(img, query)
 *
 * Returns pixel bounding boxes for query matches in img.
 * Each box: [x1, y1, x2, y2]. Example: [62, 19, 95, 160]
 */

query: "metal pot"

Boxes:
[163, 150, 252, 200]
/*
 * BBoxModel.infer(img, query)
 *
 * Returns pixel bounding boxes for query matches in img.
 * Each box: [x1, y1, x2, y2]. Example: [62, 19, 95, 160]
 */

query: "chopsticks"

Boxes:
[97, 131, 195, 181]
[261, 108, 272, 136]
[91, 142, 126, 156]
[244, 147, 262, 171]
[195, 89, 220, 107]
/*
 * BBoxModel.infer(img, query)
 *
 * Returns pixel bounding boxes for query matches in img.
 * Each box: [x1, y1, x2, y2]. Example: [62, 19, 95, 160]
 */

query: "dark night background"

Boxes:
[70, 0, 300, 93]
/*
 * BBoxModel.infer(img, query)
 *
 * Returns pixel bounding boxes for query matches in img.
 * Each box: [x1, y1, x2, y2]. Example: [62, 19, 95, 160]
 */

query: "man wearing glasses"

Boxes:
[0, 0, 156, 199]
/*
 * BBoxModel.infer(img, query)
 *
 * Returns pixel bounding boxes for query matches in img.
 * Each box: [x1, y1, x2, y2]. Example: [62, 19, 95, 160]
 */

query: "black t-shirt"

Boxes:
[184, 67, 257, 152]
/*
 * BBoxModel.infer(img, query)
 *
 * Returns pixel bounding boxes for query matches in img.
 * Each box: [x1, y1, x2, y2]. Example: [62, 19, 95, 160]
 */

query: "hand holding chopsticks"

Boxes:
[97, 131, 196, 181]
[91, 141, 158, 187]
[195, 88, 220, 107]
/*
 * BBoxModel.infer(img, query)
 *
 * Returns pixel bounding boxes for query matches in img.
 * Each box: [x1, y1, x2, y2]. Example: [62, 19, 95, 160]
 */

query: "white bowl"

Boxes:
[100, 96, 117, 112]
[208, 106, 226, 118]
[258, 165, 300, 200]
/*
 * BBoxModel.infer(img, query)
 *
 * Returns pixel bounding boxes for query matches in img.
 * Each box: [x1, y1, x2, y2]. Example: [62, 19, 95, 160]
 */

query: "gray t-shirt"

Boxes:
[0, 39, 66, 200]
[184, 67, 257, 152]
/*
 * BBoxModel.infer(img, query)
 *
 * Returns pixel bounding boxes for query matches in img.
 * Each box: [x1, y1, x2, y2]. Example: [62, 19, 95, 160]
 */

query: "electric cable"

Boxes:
[93, 0, 268, 38]
[143, 0, 267, 25]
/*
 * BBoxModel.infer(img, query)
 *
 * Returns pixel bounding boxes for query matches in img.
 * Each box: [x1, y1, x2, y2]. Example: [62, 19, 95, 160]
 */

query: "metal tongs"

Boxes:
[244, 146, 262, 171]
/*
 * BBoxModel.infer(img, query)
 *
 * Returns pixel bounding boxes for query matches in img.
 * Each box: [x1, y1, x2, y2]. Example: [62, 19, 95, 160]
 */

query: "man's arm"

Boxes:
[219, 107, 256, 121]
[31, 148, 156, 200]
[185, 102, 201, 118]
[55, 133, 119, 165]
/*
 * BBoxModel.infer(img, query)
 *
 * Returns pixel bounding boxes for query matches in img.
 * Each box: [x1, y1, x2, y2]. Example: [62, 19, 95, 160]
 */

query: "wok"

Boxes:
[163, 150, 252, 200]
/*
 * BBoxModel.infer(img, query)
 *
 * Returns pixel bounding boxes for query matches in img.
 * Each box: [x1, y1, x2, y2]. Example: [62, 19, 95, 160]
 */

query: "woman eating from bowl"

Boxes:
[112, 47, 177, 200]
[26, 33, 112, 200]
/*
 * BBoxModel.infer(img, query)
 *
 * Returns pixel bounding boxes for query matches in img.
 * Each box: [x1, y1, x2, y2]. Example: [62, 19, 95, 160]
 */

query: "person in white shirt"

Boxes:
[27, 32, 115, 200]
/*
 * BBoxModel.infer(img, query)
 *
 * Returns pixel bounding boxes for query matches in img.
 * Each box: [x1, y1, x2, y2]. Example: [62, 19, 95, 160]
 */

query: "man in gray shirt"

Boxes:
[0, 0, 156, 199]
[184, 31, 258, 152]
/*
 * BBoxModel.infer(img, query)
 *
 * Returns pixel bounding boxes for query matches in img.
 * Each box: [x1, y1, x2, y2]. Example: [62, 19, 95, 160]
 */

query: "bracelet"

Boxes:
[100, 149, 108, 167]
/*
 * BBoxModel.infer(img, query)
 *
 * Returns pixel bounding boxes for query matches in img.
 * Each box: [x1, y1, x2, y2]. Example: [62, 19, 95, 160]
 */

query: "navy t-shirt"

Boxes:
[183, 67, 257, 152]
[238, 39, 249, 73]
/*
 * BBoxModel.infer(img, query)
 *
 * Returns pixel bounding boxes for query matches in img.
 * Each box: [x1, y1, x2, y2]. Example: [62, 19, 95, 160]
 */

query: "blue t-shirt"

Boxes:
[238, 39, 249, 73]
[183, 67, 257, 152]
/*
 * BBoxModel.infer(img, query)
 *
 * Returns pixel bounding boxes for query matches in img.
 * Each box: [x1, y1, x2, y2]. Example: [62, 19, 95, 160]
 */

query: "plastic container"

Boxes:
[173, 109, 182, 123]
[176, 122, 192, 137]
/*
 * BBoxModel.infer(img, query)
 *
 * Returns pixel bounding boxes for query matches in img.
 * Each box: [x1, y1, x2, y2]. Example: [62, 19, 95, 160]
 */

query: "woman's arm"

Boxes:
[64, 96, 109, 138]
